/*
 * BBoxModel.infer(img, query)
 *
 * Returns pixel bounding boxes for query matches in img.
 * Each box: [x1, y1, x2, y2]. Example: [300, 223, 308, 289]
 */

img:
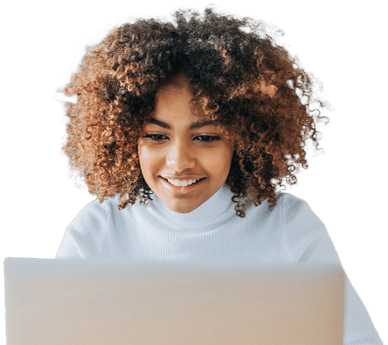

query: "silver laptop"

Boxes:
[4, 258, 345, 345]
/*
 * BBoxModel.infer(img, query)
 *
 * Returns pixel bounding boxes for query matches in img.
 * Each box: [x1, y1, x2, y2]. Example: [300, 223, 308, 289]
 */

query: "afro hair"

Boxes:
[57, 5, 332, 218]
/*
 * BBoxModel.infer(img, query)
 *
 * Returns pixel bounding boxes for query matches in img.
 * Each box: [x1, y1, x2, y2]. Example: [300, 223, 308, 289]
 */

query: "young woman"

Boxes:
[55, 6, 383, 344]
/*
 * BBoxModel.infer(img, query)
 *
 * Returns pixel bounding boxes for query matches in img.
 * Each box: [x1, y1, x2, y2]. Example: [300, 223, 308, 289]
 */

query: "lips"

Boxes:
[160, 176, 208, 191]
[161, 176, 206, 184]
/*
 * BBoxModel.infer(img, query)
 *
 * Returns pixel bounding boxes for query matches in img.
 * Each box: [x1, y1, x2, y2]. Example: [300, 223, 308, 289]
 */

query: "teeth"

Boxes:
[166, 178, 201, 187]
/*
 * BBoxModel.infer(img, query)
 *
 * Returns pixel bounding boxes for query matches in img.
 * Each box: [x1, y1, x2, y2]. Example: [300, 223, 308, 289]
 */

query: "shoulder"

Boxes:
[278, 192, 324, 231]
[279, 192, 318, 221]
[67, 196, 109, 236]
[56, 197, 109, 259]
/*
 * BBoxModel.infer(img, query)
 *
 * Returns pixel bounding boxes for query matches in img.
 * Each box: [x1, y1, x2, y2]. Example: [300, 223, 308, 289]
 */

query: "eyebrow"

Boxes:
[144, 118, 216, 130]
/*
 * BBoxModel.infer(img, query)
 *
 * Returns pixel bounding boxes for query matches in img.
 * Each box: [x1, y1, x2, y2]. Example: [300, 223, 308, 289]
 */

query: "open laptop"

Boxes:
[4, 258, 345, 345]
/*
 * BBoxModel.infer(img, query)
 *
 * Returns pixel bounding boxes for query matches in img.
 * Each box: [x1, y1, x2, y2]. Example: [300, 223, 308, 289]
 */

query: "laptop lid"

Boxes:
[4, 258, 345, 345]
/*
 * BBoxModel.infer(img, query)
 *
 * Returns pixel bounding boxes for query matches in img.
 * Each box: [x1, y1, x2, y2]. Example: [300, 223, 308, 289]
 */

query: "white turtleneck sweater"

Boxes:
[56, 184, 383, 344]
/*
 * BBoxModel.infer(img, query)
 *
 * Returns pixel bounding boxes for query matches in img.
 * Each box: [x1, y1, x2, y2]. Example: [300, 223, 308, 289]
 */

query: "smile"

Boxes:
[160, 176, 206, 191]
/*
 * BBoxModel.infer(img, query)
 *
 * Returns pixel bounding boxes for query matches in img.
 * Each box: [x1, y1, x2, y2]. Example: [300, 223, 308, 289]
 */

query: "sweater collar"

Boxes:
[150, 183, 235, 225]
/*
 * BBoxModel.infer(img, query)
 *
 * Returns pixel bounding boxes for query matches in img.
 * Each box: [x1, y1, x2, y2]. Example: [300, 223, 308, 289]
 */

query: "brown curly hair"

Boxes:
[57, 5, 332, 218]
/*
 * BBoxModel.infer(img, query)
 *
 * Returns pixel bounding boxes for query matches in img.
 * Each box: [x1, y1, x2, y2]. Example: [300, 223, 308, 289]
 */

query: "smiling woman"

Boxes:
[57, 5, 332, 218]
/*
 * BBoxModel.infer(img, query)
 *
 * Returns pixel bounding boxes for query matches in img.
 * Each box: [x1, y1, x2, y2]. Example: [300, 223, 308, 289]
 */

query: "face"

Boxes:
[137, 77, 235, 213]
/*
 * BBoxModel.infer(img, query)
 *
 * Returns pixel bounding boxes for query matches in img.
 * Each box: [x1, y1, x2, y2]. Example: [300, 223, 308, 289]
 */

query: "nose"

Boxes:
[166, 139, 196, 172]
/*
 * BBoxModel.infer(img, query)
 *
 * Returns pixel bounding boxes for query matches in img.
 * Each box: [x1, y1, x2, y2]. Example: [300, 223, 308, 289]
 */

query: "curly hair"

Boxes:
[57, 5, 331, 218]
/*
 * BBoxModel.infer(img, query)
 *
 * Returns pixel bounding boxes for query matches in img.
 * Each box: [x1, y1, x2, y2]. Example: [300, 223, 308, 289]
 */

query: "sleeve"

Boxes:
[55, 198, 108, 259]
[281, 193, 383, 345]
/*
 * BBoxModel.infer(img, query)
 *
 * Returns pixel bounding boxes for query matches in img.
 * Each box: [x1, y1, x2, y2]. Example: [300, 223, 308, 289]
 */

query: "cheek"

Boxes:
[137, 145, 159, 175]
[202, 148, 233, 172]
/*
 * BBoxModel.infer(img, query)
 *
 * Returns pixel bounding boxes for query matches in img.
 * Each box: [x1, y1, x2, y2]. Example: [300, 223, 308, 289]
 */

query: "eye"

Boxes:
[143, 134, 221, 144]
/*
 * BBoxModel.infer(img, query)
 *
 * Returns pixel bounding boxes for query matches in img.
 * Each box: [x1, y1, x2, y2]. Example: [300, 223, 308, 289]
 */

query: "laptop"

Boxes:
[4, 258, 345, 345]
